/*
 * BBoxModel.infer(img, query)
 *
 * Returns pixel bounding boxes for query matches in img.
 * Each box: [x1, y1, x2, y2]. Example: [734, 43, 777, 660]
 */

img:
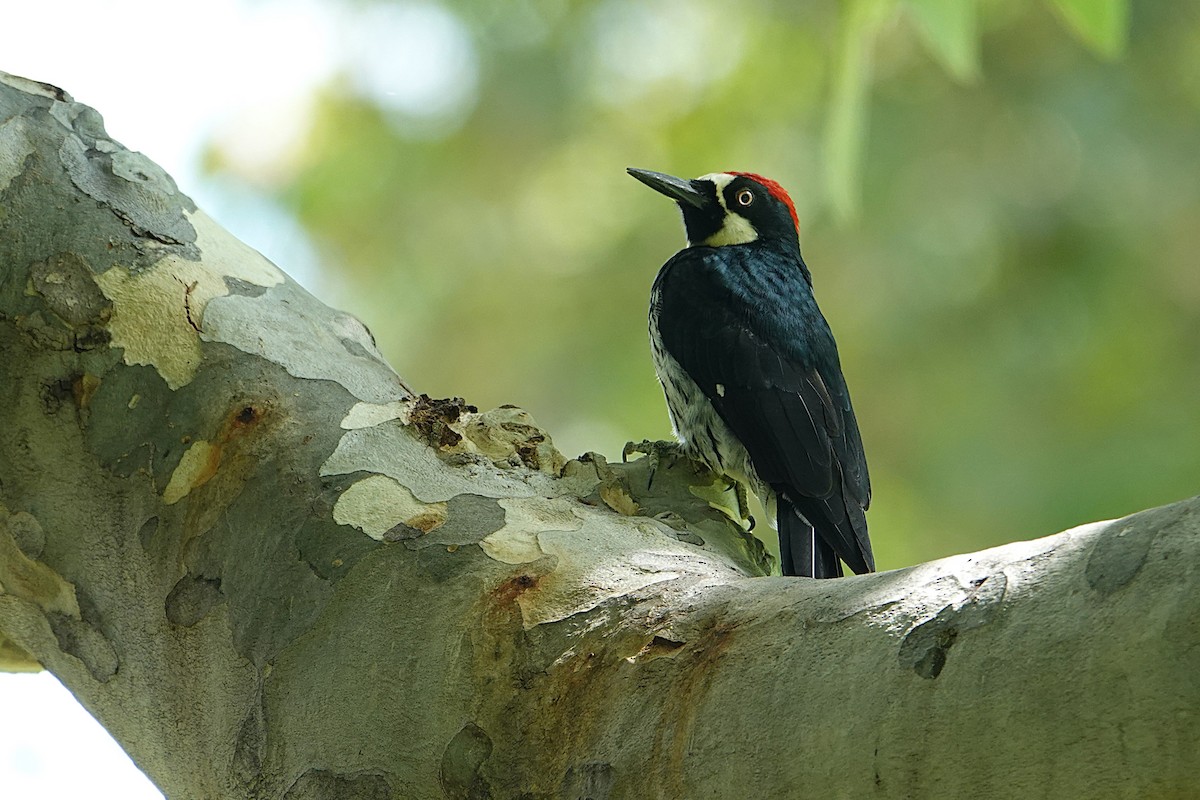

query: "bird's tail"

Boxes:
[778, 498, 843, 578]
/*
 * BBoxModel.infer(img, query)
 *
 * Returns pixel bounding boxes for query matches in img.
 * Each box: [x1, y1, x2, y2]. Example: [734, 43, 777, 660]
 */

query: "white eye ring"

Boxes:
[736, 189, 754, 207]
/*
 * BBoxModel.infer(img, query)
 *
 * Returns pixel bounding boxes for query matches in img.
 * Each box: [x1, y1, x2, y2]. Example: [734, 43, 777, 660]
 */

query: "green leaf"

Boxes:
[905, 0, 979, 82]
[825, 0, 893, 223]
[1050, 0, 1129, 59]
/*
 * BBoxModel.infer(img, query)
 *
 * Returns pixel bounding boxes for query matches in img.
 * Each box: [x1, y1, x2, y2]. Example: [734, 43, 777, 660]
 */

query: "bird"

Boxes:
[627, 167, 874, 578]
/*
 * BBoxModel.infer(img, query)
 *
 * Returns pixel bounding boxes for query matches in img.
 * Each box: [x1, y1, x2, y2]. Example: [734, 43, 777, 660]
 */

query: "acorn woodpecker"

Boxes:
[628, 168, 873, 578]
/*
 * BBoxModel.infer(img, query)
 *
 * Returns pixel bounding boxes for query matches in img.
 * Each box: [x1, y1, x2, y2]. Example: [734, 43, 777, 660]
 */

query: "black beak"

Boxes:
[627, 168, 708, 210]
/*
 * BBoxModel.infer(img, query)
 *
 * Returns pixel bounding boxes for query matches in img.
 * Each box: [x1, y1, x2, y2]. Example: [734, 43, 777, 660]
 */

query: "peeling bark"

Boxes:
[1, 72, 1197, 799]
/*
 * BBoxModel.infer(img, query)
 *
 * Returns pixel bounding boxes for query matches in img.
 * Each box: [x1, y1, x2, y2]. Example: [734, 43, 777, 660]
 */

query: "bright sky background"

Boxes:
[0, 673, 162, 798]
[4, 0, 471, 796]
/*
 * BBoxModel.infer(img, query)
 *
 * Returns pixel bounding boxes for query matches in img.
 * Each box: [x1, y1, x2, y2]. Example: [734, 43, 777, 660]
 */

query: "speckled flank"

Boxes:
[648, 297, 756, 491]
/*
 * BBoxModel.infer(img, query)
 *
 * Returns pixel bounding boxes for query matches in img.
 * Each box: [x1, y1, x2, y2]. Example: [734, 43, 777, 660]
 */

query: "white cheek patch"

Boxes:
[704, 214, 758, 246]
[691, 172, 759, 247]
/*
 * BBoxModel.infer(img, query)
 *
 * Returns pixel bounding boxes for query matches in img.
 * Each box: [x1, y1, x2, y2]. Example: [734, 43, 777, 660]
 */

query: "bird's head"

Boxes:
[628, 168, 801, 250]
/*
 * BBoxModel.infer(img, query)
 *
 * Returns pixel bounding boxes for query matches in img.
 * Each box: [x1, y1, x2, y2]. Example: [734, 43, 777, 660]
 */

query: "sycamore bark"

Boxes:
[1, 72, 1197, 800]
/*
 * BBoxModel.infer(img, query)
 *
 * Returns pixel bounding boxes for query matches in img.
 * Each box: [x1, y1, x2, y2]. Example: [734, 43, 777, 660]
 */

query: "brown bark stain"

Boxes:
[647, 620, 738, 797]
[486, 571, 543, 627]
[175, 400, 275, 561]
[471, 565, 742, 799]
[190, 441, 225, 493]
[460, 573, 518, 786]
[211, 403, 264, 460]
[39, 372, 101, 419]
[497, 571, 538, 598]
[71, 373, 101, 411]
[629, 635, 686, 661]
[177, 405, 265, 496]
[403, 509, 446, 534]
[487, 630, 618, 795]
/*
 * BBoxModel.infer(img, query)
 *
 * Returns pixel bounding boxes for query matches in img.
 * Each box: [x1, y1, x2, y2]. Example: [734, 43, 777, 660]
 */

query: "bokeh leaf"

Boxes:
[1050, 0, 1129, 59]
[905, 0, 979, 81]
[825, 0, 892, 222]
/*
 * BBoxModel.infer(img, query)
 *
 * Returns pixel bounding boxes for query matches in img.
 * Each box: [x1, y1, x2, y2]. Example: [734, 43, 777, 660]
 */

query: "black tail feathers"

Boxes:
[778, 498, 844, 578]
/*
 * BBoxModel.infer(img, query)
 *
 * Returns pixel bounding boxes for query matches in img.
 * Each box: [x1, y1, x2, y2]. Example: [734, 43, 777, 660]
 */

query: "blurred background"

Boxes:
[5, 0, 1197, 796]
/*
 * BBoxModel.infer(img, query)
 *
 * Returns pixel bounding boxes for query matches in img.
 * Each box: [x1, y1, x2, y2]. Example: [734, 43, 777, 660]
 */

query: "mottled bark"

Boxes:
[0, 72, 1196, 800]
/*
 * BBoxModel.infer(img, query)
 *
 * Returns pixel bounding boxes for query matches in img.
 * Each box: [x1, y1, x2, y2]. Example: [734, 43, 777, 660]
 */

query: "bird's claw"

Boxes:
[728, 479, 754, 527]
[621, 439, 652, 463]
[622, 439, 683, 490]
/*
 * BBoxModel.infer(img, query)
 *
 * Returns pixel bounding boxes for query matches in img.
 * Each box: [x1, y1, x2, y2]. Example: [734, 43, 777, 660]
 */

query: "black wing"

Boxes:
[654, 246, 873, 575]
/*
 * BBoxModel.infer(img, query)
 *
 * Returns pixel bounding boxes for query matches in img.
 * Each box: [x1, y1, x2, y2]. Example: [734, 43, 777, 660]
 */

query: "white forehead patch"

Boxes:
[692, 172, 758, 247]
[700, 173, 737, 197]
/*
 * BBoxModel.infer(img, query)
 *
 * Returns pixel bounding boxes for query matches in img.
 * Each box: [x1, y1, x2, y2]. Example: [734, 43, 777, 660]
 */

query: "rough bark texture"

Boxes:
[1, 71, 1197, 800]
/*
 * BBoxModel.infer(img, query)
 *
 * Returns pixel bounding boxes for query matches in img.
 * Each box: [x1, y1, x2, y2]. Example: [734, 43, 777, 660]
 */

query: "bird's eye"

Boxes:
[736, 189, 754, 207]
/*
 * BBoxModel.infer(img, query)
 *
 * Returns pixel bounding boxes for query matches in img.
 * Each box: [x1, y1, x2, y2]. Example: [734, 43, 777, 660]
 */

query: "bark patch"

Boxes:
[0, 73, 69, 101]
[898, 572, 1007, 679]
[163, 440, 222, 504]
[282, 769, 391, 800]
[137, 516, 160, 550]
[333, 474, 447, 541]
[561, 762, 615, 800]
[0, 114, 38, 192]
[402, 493, 505, 550]
[1085, 522, 1153, 596]
[629, 635, 686, 662]
[461, 405, 566, 473]
[165, 573, 224, 627]
[47, 613, 118, 682]
[6, 510, 46, 559]
[440, 722, 494, 800]
[29, 251, 111, 327]
[232, 693, 265, 786]
[0, 516, 78, 615]
[59, 134, 196, 245]
[900, 621, 957, 679]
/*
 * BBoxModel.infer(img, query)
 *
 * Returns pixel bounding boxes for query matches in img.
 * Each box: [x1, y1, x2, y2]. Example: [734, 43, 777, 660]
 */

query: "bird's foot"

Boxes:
[622, 439, 685, 490]
[728, 479, 755, 531]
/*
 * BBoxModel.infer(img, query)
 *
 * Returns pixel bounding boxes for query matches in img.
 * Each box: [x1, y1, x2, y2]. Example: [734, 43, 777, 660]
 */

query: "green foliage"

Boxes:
[904, 0, 979, 81]
[826, 0, 893, 222]
[1050, 0, 1130, 58]
[208, 2, 1197, 570]
[831, 0, 1130, 217]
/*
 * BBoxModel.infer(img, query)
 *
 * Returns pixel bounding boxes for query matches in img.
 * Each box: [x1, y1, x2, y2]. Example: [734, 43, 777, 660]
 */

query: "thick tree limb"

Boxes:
[1, 72, 1196, 799]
